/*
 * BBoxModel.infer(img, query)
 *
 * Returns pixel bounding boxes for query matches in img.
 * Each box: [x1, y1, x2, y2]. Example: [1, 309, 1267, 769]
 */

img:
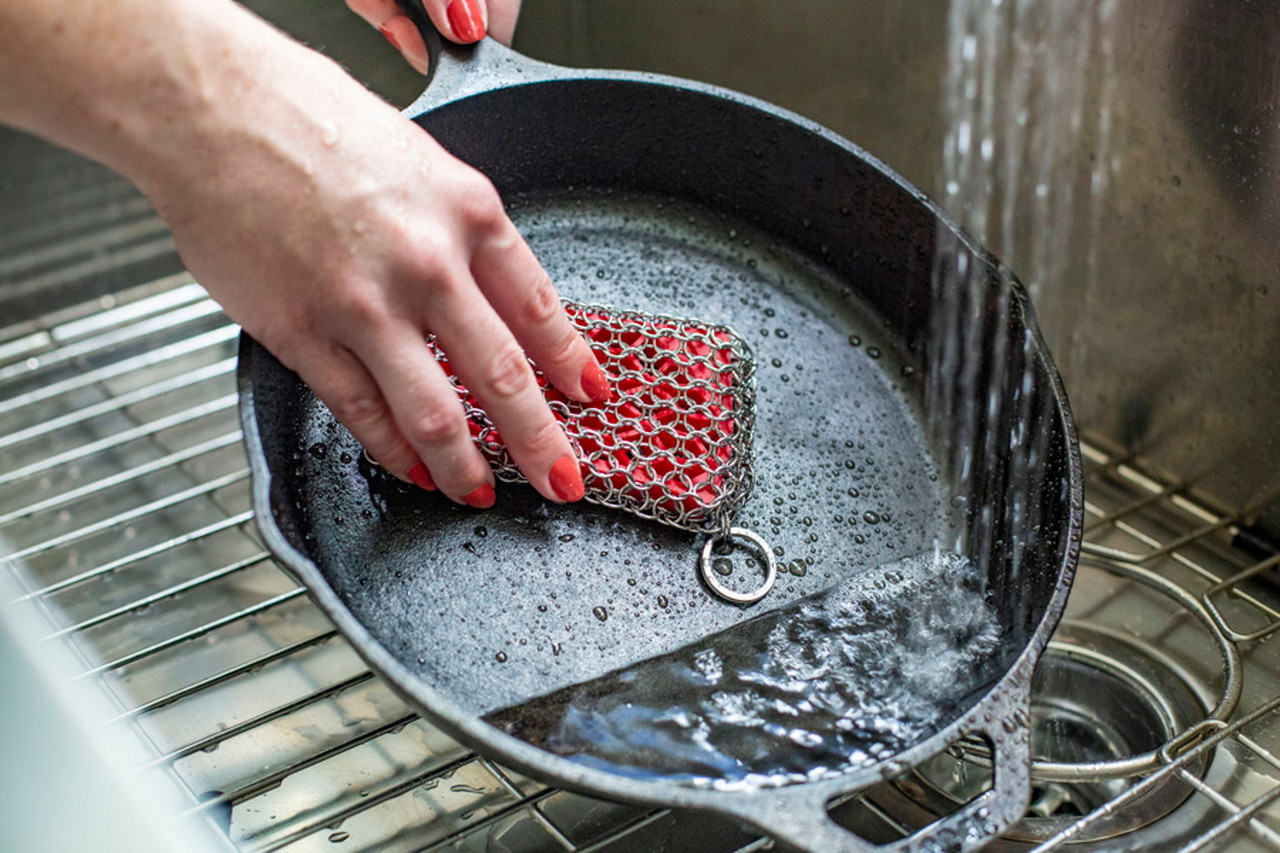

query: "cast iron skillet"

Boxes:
[237, 19, 1082, 853]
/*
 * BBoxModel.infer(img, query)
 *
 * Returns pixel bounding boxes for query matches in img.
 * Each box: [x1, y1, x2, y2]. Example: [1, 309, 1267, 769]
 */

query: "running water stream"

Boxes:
[929, 0, 1115, 628]
[931, 0, 1118, 769]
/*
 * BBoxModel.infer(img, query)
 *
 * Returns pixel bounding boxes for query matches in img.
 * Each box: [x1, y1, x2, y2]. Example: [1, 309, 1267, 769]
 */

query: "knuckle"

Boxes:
[333, 284, 388, 329]
[482, 344, 533, 400]
[408, 238, 465, 298]
[328, 388, 386, 427]
[405, 406, 463, 448]
[514, 417, 566, 458]
[518, 272, 562, 326]
[543, 324, 582, 369]
[457, 173, 505, 229]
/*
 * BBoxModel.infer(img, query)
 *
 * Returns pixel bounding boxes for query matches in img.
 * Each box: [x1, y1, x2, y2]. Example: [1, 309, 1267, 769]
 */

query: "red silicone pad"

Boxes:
[429, 302, 756, 532]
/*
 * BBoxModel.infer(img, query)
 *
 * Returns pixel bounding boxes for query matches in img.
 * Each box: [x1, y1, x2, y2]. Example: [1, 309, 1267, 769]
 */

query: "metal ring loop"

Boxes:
[699, 527, 777, 605]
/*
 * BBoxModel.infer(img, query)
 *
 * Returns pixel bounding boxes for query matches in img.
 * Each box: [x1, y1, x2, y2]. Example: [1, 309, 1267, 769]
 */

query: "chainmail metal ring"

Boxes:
[436, 301, 759, 537]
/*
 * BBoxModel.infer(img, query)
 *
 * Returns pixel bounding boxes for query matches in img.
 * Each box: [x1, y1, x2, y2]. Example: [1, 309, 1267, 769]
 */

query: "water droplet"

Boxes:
[657, 595, 669, 608]
[328, 831, 349, 843]
[321, 120, 340, 147]
[863, 511, 881, 524]
[866, 347, 881, 359]
[592, 606, 609, 622]
[495, 651, 508, 663]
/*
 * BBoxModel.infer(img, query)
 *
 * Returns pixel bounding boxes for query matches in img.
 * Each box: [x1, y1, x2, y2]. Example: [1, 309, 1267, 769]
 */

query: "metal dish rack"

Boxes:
[3, 173, 1280, 852]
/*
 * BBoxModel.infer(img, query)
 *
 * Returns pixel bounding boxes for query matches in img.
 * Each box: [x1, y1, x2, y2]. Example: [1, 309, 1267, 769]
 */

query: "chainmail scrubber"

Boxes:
[430, 301, 776, 604]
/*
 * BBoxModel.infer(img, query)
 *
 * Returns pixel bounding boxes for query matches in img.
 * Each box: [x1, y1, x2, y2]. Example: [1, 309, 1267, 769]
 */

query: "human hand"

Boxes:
[143, 46, 601, 508]
[345, 0, 523, 74]
[0, 0, 578, 507]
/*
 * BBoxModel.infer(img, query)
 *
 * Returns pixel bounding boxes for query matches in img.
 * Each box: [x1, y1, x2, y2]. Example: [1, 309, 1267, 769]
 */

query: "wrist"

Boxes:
[90, 10, 347, 198]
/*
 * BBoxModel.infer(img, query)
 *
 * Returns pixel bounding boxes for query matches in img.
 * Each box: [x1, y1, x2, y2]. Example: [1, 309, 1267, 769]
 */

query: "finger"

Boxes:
[487, 0, 521, 45]
[425, 280, 585, 504]
[342, 1, 430, 74]
[292, 344, 430, 488]
[421, 0, 488, 43]
[343, 0, 398, 28]
[382, 14, 431, 74]
[352, 324, 498, 508]
[471, 218, 610, 406]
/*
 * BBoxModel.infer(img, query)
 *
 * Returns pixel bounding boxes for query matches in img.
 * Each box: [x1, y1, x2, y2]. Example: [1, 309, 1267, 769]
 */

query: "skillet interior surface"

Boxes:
[254, 187, 952, 718]
[243, 74, 1075, 804]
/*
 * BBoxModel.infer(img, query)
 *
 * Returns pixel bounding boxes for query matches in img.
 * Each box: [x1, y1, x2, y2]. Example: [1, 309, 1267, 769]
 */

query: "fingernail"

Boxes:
[463, 483, 496, 509]
[407, 462, 436, 491]
[447, 0, 486, 42]
[580, 357, 611, 404]
[548, 455, 585, 502]
[378, 24, 401, 51]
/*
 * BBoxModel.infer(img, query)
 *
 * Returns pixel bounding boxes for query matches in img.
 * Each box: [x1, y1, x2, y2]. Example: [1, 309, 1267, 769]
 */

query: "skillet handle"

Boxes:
[742, 682, 1033, 853]
[394, 0, 560, 117]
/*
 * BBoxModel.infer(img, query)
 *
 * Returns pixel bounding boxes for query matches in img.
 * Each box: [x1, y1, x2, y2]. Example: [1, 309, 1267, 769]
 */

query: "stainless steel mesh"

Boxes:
[433, 302, 758, 535]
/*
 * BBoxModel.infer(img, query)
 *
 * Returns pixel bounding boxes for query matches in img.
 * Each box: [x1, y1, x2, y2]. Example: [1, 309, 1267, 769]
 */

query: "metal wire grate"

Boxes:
[0, 278, 763, 852]
[1023, 444, 1280, 852]
[3, 273, 1280, 851]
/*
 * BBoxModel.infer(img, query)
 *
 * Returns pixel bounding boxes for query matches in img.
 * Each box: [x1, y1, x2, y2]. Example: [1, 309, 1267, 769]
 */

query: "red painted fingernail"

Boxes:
[549, 455, 585, 502]
[378, 24, 401, 51]
[407, 462, 436, 491]
[447, 0, 486, 42]
[580, 357, 611, 404]
[463, 483, 496, 509]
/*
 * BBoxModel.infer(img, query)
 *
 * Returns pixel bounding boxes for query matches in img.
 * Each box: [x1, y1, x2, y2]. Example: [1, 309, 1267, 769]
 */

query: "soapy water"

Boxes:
[487, 550, 1005, 789]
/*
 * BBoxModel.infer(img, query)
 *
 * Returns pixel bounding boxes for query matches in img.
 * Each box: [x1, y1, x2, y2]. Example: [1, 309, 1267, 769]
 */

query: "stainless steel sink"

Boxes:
[4, 2, 1280, 850]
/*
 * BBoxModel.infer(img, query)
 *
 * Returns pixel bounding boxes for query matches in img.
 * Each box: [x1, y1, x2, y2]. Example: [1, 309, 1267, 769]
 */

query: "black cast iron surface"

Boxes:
[238, 35, 1082, 852]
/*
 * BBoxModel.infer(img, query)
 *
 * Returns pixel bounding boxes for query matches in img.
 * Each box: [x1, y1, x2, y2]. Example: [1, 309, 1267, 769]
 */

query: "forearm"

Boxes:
[0, 0, 359, 196]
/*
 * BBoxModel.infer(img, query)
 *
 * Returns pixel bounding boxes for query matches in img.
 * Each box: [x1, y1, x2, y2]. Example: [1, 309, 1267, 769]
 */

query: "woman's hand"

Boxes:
[0, 0, 600, 509]
[162, 55, 600, 508]
[345, 0, 524, 74]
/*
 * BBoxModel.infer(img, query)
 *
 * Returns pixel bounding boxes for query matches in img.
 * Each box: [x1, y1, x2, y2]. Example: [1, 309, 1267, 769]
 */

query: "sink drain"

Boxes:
[859, 557, 1241, 846]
